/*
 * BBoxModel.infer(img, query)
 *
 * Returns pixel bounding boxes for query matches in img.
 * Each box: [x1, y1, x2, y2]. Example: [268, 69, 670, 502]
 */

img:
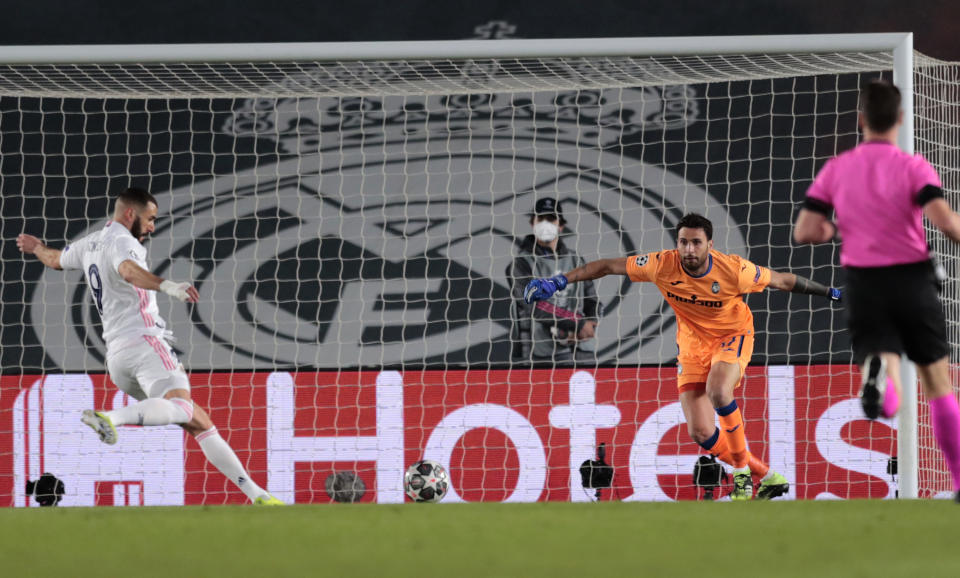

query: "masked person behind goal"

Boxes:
[525, 213, 840, 500]
[509, 197, 600, 364]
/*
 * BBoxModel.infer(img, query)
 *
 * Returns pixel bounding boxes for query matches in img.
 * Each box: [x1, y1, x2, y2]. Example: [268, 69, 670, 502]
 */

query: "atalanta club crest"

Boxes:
[711, 282, 720, 294]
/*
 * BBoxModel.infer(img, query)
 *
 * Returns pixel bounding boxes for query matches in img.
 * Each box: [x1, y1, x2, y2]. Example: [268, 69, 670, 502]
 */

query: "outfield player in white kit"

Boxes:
[17, 187, 283, 505]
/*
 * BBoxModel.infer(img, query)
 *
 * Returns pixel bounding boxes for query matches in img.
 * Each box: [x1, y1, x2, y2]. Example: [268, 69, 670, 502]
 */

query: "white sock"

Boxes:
[196, 427, 265, 502]
[760, 470, 775, 483]
[105, 398, 193, 427]
[733, 467, 751, 475]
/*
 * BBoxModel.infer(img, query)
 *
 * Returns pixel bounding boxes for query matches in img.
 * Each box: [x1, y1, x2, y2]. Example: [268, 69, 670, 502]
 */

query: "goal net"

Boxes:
[915, 53, 960, 499]
[1, 34, 957, 505]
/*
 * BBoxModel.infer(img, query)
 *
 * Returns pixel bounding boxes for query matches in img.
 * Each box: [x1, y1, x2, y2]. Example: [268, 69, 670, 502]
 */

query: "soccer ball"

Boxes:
[404, 460, 449, 503]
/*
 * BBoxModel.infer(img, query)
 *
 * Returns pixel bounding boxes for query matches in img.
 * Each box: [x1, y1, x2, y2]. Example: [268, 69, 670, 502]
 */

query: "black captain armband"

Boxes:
[802, 196, 833, 217]
[916, 184, 945, 206]
[792, 276, 841, 301]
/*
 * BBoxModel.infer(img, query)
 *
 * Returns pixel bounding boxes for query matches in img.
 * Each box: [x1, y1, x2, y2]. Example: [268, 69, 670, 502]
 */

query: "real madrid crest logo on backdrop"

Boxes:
[31, 77, 751, 371]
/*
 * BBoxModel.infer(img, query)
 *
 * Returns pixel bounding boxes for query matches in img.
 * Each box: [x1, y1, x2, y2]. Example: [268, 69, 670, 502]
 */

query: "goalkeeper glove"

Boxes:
[159, 280, 193, 302]
[828, 287, 841, 301]
[523, 275, 568, 304]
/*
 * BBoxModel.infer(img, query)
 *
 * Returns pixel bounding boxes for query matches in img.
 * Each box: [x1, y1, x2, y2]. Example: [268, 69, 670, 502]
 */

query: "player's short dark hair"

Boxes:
[676, 213, 713, 241]
[116, 187, 158, 210]
[860, 79, 901, 133]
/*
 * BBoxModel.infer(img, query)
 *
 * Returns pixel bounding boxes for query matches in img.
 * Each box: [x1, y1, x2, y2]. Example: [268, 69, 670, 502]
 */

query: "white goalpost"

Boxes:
[3, 33, 958, 505]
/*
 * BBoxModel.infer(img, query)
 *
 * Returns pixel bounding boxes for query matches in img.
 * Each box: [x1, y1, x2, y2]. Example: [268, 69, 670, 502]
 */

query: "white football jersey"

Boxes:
[59, 221, 167, 346]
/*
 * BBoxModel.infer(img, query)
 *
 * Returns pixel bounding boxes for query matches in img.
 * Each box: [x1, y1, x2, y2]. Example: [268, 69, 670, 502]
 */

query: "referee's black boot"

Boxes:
[859, 355, 887, 420]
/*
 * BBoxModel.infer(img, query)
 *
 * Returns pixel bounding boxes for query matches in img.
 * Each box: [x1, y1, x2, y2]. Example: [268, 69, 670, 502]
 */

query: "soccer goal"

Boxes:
[2, 33, 957, 505]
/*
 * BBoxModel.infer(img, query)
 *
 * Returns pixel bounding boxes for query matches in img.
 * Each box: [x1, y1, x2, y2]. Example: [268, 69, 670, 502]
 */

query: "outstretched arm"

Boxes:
[16, 234, 63, 270]
[118, 260, 200, 303]
[768, 270, 841, 300]
[523, 257, 630, 304]
[511, 257, 580, 334]
[564, 257, 629, 283]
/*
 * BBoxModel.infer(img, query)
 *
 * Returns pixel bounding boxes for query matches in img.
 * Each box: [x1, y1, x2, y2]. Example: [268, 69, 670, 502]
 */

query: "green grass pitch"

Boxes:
[3, 500, 960, 577]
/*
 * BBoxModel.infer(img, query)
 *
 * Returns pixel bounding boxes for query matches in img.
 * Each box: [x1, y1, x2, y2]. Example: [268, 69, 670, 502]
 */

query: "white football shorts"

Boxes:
[106, 335, 191, 400]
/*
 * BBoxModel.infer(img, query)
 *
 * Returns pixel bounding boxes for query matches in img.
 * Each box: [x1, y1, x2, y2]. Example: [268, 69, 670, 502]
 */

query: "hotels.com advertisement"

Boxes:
[0, 366, 945, 506]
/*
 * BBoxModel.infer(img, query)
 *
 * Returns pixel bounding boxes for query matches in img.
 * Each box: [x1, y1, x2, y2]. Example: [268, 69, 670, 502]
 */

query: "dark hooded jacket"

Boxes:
[509, 234, 599, 359]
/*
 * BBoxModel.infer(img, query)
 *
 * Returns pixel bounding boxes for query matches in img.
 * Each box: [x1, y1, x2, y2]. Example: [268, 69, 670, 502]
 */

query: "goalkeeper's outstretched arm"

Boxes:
[510, 257, 581, 334]
[767, 270, 841, 301]
[523, 258, 628, 304]
[563, 257, 629, 283]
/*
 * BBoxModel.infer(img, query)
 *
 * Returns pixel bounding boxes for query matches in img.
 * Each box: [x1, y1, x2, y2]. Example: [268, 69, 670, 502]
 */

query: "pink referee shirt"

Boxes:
[805, 141, 943, 267]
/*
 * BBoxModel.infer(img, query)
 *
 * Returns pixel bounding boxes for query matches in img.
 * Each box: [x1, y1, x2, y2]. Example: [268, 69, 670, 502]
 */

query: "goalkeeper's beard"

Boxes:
[681, 254, 706, 274]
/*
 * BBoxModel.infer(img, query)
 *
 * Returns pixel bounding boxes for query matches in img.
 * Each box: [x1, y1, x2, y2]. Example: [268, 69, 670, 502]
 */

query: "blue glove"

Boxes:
[828, 287, 841, 301]
[523, 275, 569, 304]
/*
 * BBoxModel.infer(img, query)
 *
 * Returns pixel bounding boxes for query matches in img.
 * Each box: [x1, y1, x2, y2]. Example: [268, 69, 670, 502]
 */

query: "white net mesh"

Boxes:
[1, 44, 956, 505]
[0, 52, 894, 98]
[915, 53, 960, 498]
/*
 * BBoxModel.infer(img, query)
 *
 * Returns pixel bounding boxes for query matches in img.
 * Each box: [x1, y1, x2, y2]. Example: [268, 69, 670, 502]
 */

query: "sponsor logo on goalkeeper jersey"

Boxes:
[664, 291, 722, 308]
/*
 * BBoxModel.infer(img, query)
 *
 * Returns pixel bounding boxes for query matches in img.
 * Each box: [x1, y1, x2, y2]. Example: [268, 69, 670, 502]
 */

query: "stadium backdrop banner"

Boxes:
[3, 82, 849, 372]
[2, 366, 925, 506]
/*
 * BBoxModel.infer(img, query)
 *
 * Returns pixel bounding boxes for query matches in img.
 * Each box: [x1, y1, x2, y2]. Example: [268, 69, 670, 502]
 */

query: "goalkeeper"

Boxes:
[17, 187, 283, 506]
[525, 213, 840, 500]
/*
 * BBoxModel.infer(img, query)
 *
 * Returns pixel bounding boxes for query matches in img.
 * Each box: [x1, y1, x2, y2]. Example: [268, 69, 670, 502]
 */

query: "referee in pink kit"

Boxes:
[795, 79, 960, 500]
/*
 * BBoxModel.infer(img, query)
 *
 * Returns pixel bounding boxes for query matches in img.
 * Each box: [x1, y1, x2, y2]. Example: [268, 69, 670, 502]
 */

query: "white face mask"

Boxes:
[534, 220, 559, 243]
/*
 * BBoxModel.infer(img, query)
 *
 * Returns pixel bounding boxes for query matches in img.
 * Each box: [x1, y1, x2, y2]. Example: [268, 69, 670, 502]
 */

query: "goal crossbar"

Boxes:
[0, 34, 911, 102]
[0, 33, 914, 64]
